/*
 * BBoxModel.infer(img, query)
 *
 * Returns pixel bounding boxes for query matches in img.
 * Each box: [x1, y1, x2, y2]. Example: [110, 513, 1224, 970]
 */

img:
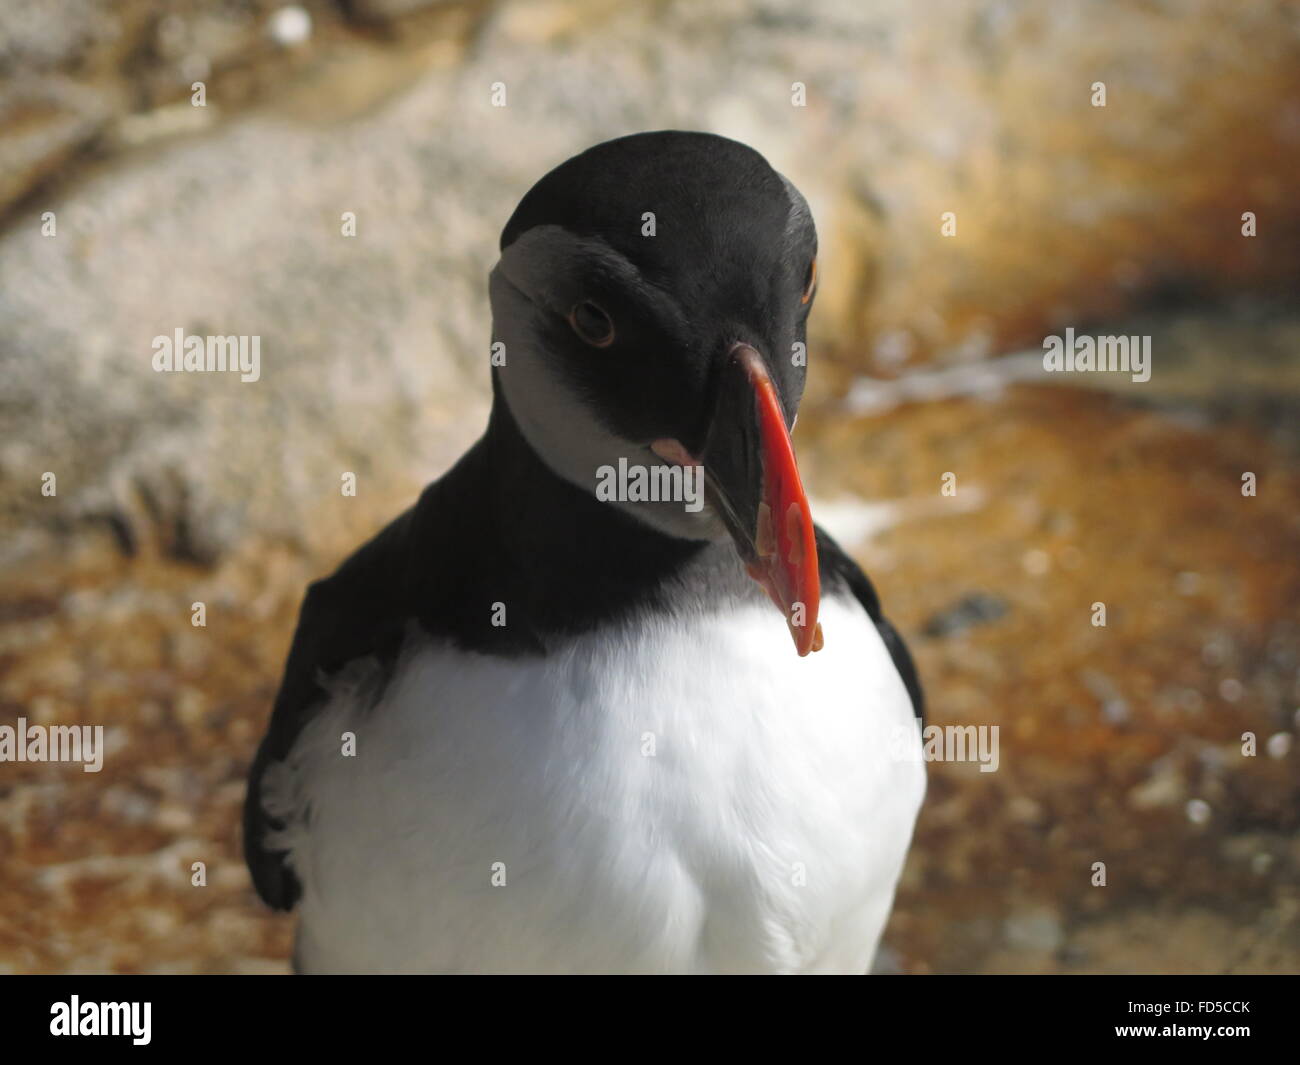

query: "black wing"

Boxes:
[243, 423, 559, 910]
[242, 413, 695, 910]
[815, 525, 925, 724]
[242, 502, 420, 910]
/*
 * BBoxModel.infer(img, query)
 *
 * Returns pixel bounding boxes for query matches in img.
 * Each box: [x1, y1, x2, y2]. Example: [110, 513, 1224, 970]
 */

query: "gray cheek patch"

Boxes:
[497, 225, 642, 318]
[489, 238, 724, 544]
[496, 226, 584, 315]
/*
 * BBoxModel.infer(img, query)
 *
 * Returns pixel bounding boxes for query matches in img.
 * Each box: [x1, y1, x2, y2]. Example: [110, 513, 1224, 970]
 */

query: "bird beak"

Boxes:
[699, 343, 823, 656]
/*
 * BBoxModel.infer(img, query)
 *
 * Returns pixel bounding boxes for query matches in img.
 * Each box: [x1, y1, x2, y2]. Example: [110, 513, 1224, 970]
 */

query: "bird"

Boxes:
[243, 130, 926, 974]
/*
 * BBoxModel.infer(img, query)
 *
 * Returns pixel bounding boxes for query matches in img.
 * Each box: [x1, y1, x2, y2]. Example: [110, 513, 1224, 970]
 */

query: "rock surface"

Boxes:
[1, 0, 1297, 973]
[3, 0, 1299, 557]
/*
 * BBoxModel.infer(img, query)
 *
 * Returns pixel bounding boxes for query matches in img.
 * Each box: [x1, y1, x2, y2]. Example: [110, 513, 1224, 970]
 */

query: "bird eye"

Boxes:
[568, 301, 615, 347]
[801, 258, 817, 305]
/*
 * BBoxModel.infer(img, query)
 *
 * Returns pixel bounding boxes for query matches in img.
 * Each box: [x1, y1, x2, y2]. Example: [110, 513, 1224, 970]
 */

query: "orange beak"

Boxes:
[701, 344, 822, 656]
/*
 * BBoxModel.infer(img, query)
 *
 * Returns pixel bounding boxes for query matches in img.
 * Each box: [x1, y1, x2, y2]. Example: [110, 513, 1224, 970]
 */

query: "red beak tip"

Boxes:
[731, 344, 824, 659]
[789, 618, 825, 657]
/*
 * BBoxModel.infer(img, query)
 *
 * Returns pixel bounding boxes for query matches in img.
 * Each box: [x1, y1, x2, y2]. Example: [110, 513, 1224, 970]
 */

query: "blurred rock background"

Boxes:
[0, 0, 1297, 973]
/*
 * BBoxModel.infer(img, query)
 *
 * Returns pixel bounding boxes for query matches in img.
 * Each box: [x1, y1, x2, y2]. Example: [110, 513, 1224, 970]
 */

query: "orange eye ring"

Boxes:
[801, 258, 818, 305]
[568, 301, 615, 348]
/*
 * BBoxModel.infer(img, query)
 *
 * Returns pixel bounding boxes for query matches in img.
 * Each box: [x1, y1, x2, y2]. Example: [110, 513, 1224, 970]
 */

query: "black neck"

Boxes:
[414, 387, 706, 652]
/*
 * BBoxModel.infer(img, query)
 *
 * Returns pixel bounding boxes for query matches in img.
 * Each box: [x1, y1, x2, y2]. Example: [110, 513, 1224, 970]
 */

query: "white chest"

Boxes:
[262, 597, 925, 973]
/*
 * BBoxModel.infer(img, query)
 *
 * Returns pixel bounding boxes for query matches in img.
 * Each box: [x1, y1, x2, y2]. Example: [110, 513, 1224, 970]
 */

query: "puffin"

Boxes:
[243, 130, 926, 974]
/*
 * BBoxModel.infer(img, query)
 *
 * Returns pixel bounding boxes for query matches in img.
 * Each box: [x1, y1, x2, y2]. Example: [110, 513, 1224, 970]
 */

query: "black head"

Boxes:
[489, 131, 824, 651]
[491, 130, 816, 514]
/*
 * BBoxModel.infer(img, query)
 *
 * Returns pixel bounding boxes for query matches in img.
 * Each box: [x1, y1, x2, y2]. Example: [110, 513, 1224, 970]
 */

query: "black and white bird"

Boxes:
[244, 131, 926, 974]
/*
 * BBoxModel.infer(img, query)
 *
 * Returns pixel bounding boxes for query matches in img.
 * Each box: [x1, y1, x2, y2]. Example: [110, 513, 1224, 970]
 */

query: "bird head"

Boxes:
[489, 131, 822, 655]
